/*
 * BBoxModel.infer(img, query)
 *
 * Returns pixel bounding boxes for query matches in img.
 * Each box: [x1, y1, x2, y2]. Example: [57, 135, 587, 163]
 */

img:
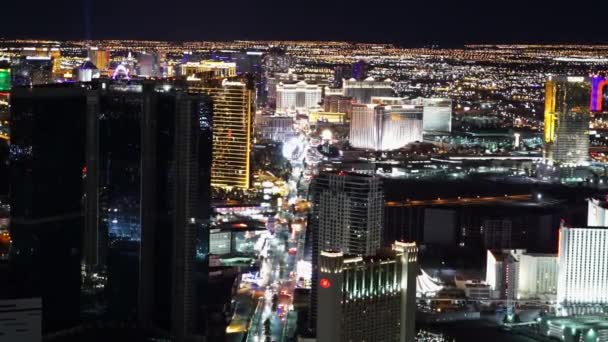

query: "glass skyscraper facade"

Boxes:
[10, 86, 87, 333]
[11, 80, 213, 340]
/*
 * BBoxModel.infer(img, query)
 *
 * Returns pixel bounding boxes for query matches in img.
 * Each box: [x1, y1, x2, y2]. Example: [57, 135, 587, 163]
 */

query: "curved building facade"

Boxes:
[350, 104, 423, 151]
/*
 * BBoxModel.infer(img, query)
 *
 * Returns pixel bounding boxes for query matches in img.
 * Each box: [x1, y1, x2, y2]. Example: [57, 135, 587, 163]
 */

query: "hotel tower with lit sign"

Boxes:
[543, 76, 591, 166]
[316, 242, 418, 342]
[308, 171, 384, 333]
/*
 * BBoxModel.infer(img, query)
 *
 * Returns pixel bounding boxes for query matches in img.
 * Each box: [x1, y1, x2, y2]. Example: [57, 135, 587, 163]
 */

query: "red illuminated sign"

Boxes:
[320, 278, 331, 289]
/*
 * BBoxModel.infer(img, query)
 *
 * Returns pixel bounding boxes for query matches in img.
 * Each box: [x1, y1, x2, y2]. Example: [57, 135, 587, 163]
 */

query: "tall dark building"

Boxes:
[261, 48, 293, 106]
[138, 86, 213, 340]
[352, 60, 369, 81]
[10, 80, 213, 340]
[333, 64, 353, 88]
[9, 86, 87, 333]
[85, 82, 148, 269]
[83, 80, 213, 340]
[137, 52, 160, 77]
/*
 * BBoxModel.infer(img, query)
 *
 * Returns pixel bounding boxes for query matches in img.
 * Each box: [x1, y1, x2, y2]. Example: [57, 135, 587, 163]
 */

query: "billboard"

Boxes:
[0, 69, 10, 92]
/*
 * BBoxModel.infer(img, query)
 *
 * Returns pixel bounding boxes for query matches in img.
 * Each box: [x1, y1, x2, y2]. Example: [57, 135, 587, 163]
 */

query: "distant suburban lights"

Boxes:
[320, 278, 331, 289]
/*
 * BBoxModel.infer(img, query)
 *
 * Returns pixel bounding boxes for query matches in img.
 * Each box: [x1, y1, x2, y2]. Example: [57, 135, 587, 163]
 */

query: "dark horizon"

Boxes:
[4, 0, 608, 46]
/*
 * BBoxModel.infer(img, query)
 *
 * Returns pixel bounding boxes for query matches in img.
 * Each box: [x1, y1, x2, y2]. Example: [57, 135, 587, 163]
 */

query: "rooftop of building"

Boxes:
[343, 77, 392, 84]
[321, 242, 416, 265]
[179, 60, 236, 67]
[211, 220, 266, 232]
[589, 196, 608, 209]
[79, 60, 98, 70]
[277, 80, 322, 87]
[488, 249, 520, 262]
[317, 169, 378, 179]
[351, 102, 423, 111]
[543, 315, 608, 331]
[547, 75, 592, 83]
[562, 226, 608, 230]
[522, 252, 557, 258]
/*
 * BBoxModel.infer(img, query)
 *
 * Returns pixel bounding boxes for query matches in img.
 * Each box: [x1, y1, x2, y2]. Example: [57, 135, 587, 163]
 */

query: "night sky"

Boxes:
[3, 0, 606, 45]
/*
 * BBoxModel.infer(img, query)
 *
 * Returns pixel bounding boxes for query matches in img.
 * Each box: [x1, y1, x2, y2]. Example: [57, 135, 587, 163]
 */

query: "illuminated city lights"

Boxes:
[4, 29, 608, 342]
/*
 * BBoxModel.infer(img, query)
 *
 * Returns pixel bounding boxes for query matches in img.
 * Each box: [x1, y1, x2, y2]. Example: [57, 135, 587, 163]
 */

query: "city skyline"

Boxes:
[3, 22, 608, 342]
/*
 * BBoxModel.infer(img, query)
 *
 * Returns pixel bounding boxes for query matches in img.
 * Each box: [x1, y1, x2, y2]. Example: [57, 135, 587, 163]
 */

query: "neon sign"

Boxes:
[112, 64, 130, 80]
[591, 76, 608, 112]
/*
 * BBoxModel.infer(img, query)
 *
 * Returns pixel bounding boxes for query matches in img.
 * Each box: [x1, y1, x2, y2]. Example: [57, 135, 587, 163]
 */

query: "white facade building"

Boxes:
[588, 197, 608, 226]
[487, 249, 557, 300]
[517, 253, 557, 299]
[350, 104, 423, 151]
[343, 77, 394, 104]
[276, 81, 323, 113]
[557, 226, 608, 307]
[454, 278, 492, 300]
[486, 249, 522, 300]
[317, 242, 418, 342]
[367, 96, 452, 133]
[418, 98, 452, 133]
